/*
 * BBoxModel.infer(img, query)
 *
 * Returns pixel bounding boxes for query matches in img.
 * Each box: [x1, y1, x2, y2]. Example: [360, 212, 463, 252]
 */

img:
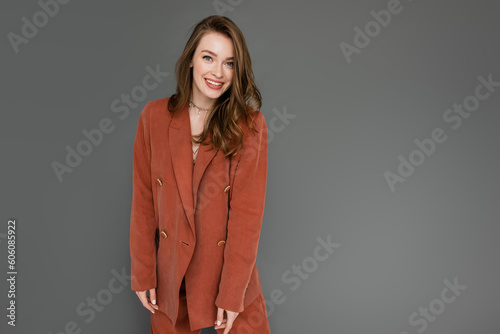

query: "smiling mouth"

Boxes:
[205, 78, 223, 86]
[204, 78, 224, 91]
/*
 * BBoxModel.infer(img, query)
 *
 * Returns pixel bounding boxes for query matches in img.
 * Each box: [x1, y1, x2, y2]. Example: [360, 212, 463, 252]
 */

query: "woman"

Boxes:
[130, 15, 271, 333]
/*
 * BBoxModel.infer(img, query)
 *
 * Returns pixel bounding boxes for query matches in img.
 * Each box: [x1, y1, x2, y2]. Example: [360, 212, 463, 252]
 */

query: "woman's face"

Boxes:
[190, 32, 234, 105]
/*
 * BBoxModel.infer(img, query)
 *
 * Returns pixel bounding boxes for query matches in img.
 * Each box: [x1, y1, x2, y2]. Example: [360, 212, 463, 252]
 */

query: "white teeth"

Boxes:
[206, 79, 222, 86]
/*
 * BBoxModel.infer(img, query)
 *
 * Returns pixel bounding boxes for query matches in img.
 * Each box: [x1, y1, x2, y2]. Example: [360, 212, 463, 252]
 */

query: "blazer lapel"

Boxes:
[168, 101, 219, 235]
[192, 129, 219, 210]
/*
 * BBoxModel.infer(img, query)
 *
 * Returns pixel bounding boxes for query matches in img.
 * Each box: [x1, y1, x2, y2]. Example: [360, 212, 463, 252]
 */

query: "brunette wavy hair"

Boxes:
[167, 15, 262, 158]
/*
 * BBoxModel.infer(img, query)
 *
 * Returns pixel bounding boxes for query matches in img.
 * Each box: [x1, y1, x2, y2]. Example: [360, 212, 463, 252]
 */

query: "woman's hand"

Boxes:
[214, 307, 239, 333]
[135, 288, 159, 314]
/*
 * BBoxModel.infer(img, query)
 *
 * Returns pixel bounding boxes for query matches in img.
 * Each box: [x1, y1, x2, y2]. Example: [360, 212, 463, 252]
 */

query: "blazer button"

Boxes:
[223, 185, 230, 193]
[160, 231, 167, 238]
[217, 240, 226, 246]
[157, 178, 163, 186]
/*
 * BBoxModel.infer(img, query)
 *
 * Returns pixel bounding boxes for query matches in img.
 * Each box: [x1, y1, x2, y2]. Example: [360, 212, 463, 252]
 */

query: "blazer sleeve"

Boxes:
[130, 102, 158, 292]
[215, 111, 269, 312]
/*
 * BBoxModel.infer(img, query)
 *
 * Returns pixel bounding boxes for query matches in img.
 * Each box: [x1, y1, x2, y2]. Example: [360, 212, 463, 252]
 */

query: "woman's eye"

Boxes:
[226, 62, 234, 68]
[203, 55, 212, 61]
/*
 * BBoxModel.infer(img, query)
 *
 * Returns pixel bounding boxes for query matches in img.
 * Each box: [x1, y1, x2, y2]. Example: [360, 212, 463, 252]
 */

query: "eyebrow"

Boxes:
[201, 50, 234, 60]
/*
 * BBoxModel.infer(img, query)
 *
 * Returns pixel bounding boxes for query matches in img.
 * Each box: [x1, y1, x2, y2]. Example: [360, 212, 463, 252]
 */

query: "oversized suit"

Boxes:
[129, 97, 269, 331]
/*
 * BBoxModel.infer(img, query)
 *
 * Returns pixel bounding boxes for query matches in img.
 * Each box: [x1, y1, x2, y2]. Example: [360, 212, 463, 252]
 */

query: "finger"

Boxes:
[215, 308, 225, 327]
[214, 318, 227, 328]
[149, 288, 156, 305]
[137, 291, 156, 314]
[224, 312, 238, 334]
[136, 291, 148, 305]
[215, 323, 227, 330]
[149, 288, 159, 309]
[214, 319, 227, 330]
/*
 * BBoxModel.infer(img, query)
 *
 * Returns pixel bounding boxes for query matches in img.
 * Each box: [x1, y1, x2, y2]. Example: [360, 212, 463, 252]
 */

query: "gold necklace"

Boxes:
[188, 98, 212, 163]
[193, 145, 199, 164]
[188, 98, 212, 114]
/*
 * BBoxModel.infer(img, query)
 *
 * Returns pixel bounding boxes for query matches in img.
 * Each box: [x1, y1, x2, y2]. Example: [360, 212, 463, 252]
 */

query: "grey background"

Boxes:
[1, 0, 499, 333]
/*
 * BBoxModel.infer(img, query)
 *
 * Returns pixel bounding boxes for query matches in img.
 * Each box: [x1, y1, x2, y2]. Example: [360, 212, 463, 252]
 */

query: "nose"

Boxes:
[211, 62, 223, 78]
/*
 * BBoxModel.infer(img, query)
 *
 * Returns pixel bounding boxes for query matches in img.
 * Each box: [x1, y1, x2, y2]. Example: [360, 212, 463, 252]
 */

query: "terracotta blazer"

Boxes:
[129, 97, 268, 331]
